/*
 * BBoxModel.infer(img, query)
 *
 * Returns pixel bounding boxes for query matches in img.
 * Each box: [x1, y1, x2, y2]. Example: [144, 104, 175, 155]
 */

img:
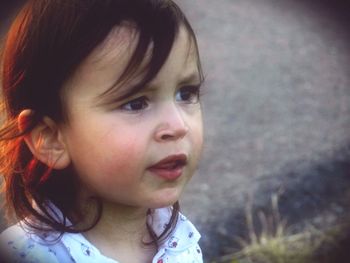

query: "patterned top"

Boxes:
[0, 207, 203, 263]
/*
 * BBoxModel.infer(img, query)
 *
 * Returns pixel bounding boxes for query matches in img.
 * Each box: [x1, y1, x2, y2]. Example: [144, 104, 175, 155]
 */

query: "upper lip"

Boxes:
[149, 154, 188, 169]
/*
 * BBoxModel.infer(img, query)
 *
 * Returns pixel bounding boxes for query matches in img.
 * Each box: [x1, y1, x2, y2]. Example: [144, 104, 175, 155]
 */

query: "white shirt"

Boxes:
[0, 207, 203, 263]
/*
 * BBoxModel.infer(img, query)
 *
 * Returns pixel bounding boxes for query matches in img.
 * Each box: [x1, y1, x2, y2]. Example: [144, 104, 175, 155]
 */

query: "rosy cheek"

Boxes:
[99, 136, 143, 178]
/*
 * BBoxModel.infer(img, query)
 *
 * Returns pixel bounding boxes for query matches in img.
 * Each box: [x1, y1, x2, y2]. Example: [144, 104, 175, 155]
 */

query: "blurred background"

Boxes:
[1, 0, 350, 262]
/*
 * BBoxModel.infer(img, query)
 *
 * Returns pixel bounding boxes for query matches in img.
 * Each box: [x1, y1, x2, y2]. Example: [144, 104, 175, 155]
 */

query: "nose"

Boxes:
[154, 103, 189, 142]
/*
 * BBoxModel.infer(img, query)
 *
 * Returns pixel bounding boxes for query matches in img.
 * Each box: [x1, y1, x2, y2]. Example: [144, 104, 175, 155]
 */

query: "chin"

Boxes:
[149, 189, 182, 208]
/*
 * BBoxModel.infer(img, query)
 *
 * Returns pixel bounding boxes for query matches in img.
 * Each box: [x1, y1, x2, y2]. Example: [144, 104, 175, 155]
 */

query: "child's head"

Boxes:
[0, 0, 203, 240]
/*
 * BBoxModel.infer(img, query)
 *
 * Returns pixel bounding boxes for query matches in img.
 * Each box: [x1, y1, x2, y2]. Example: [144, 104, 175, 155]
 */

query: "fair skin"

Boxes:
[20, 25, 203, 263]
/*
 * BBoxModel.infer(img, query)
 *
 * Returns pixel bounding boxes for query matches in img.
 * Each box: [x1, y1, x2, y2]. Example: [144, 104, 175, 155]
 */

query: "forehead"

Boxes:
[63, 24, 199, 102]
[84, 24, 140, 74]
[92, 23, 198, 78]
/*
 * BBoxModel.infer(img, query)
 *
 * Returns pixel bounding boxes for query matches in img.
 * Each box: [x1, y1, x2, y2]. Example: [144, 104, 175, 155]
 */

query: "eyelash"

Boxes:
[119, 85, 201, 112]
[175, 85, 201, 104]
[120, 96, 149, 112]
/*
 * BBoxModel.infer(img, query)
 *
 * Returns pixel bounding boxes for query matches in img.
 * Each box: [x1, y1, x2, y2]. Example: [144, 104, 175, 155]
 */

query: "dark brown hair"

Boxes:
[0, 0, 202, 246]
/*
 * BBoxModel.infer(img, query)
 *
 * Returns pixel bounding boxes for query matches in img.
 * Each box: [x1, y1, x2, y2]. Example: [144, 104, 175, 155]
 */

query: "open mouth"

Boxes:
[153, 158, 187, 170]
[148, 154, 187, 180]
[150, 154, 187, 169]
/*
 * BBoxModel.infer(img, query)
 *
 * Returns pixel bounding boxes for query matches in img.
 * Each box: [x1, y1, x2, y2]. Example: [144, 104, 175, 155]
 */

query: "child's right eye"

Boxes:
[120, 96, 149, 111]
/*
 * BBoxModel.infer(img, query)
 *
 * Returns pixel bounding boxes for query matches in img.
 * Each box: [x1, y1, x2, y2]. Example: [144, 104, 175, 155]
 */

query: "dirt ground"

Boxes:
[2, 1, 350, 262]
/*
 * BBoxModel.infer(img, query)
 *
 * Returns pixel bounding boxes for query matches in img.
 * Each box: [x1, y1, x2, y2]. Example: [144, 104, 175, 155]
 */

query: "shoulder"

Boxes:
[0, 224, 68, 263]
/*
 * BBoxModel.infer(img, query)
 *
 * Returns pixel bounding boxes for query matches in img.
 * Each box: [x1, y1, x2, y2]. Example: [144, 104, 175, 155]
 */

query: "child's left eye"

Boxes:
[175, 85, 201, 104]
[120, 96, 149, 111]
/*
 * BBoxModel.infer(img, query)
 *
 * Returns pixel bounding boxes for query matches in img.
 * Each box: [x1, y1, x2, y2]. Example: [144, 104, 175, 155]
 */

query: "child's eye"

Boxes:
[175, 85, 201, 104]
[120, 96, 149, 111]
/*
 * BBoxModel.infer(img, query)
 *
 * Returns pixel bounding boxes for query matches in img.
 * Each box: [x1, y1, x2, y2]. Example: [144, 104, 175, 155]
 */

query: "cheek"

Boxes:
[192, 113, 204, 153]
[193, 130, 203, 163]
[74, 135, 146, 197]
[67, 122, 146, 184]
[96, 134, 145, 176]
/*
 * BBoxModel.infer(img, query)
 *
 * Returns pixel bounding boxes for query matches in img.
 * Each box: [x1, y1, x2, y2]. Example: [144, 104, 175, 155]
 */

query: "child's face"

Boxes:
[60, 25, 203, 209]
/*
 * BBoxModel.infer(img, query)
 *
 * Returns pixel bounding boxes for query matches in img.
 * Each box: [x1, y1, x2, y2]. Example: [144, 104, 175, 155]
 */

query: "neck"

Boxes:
[88, 202, 150, 242]
[77, 200, 156, 262]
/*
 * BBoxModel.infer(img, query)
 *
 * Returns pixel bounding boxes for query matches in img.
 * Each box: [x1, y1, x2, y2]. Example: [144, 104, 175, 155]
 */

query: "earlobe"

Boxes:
[18, 110, 71, 169]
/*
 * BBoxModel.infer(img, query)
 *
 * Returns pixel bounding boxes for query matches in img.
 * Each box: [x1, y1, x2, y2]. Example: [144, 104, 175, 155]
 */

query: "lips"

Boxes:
[148, 154, 187, 180]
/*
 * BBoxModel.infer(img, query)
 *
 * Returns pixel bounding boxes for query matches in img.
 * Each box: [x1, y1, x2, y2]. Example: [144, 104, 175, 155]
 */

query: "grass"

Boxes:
[213, 193, 341, 263]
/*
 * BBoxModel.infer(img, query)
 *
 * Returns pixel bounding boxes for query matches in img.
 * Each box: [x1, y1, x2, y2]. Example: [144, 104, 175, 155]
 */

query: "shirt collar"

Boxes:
[148, 207, 201, 252]
[26, 204, 200, 262]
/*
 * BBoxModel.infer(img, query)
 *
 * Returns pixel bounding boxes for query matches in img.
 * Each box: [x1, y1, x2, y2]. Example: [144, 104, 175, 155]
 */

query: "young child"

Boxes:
[0, 0, 204, 262]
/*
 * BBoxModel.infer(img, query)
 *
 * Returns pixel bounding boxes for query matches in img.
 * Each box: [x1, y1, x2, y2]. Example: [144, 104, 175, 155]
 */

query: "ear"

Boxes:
[18, 109, 71, 169]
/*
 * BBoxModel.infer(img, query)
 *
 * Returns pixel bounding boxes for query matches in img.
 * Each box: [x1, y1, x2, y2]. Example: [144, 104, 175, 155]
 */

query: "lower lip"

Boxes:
[148, 166, 183, 180]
